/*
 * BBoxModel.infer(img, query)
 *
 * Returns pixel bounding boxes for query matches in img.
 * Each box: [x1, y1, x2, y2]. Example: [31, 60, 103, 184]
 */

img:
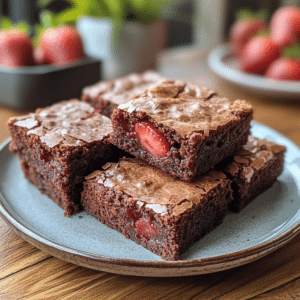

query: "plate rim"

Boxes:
[1, 122, 300, 276]
[207, 44, 300, 97]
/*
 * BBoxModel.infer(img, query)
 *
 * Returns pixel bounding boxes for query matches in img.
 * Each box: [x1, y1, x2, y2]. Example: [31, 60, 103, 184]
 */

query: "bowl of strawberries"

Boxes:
[208, 6, 300, 99]
[0, 24, 101, 110]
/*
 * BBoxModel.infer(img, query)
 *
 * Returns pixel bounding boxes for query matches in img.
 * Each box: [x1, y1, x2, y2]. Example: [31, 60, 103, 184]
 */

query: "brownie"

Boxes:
[81, 70, 166, 118]
[7, 100, 115, 216]
[20, 159, 83, 211]
[81, 158, 233, 261]
[110, 80, 253, 181]
[217, 136, 286, 212]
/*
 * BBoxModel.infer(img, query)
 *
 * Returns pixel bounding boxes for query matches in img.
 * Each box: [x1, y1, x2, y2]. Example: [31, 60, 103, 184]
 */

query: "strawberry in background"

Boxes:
[270, 6, 300, 49]
[229, 9, 267, 57]
[0, 29, 34, 68]
[33, 47, 47, 65]
[40, 25, 84, 66]
[240, 35, 280, 74]
[266, 44, 300, 81]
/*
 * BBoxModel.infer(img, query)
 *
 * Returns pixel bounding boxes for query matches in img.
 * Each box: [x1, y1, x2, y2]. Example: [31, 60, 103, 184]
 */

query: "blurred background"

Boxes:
[1, 0, 300, 107]
[1, 0, 296, 49]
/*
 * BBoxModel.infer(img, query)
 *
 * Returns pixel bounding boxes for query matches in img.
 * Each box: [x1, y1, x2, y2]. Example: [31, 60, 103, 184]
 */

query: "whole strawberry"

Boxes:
[0, 29, 34, 68]
[40, 25, 84, 66]
[240, 36, 280, 75]
[229, 9, 267, 57]
[266, 44, 300, 81]
[266, 58, 300, 81]
[270, 6, 300, 49]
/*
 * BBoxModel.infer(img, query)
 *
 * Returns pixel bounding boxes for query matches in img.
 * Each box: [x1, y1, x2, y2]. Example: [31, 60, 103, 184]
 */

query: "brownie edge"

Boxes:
[81, 158, 233, 260]
[218, 136, 286, 212]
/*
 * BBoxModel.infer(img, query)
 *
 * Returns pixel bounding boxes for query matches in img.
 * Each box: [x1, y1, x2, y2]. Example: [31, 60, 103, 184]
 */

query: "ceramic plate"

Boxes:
[208, 44, 300, 99]
[1, 121, 300, 277]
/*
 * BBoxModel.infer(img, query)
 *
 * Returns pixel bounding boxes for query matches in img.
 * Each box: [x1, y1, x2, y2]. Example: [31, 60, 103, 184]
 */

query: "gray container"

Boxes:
[0, 57, 101, 110]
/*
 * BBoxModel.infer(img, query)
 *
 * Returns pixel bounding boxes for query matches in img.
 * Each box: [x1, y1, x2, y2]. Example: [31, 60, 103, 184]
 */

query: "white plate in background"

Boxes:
[208, 44, 300, 99]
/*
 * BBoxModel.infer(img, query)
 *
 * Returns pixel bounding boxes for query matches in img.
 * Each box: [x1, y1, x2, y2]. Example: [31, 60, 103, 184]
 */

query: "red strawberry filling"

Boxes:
[136, 217, 158, 238]
[134, 121, 170, 158]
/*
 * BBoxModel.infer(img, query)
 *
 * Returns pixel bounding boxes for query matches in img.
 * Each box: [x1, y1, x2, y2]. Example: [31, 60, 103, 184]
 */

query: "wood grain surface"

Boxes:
[1, 48, 300, 299]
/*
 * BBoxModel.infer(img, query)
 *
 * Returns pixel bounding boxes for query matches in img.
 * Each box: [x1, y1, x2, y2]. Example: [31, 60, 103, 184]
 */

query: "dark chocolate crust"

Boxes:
[81, 71, 166, 118]
[7, 100, 114, 215]
[218, 136, 286, 212]
[81, 158, 233, 260]
[110, 80, 253, 181]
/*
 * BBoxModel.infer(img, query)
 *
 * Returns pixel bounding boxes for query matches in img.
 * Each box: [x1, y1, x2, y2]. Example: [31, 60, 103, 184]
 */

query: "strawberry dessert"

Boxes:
[110, 80, 253, 181]
[81, 158, 233, 260]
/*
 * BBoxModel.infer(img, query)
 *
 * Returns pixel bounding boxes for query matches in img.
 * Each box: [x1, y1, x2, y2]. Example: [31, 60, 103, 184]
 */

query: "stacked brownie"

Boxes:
[80, 76, 285, 260]
[110, 80, 252, 181]
[81, 70, 166, 118]
[7, 72, 286, 261]
[8, 100, 117, 216]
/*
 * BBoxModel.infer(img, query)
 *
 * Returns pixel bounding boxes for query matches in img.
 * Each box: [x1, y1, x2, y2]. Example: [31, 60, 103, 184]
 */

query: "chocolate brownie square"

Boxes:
[110, 80, 253, 181]
[81, 158, 233, 260]
[81, 71, 166, 118]
[7, 100, 114, 215]
[217, 135, 286, 212]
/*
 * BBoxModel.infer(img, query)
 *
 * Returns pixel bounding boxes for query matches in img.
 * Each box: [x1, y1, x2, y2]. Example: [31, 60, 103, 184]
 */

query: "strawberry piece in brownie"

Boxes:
[110, 80, 253, 181]
[134, 121, 170, 158]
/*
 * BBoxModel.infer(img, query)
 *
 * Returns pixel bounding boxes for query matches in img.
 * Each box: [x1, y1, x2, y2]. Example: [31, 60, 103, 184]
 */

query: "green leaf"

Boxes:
[0, 16, 31, 34]
[129, 0, 165, 24]
[0, 16, 14, 29]
[102, 0, 125, 20]
[53, 7, 83, 25]
[33, 23, 44, 47]
[40, 10, 56, 28]
[283, 43, 300, 59]
[16, 20, 30, 33]
[34, 0, 167, 25]
[88, 0, 110, 19]
[255, 9, 269, 21]
[236, 8, 268, 21]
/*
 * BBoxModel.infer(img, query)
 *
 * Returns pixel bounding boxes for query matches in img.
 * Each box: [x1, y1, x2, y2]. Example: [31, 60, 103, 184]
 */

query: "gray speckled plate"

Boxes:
[1, 121, 300, 277]
[208, 44, 300, 99]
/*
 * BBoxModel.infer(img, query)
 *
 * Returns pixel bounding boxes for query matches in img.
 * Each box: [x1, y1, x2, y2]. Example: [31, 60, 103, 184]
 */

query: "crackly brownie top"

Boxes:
[85, 158, 227, 216]
[82, 71, 166, 106]
[11, 100, 112, 148]
[224, 136, 286, 181]
[118, 80, 252, 137]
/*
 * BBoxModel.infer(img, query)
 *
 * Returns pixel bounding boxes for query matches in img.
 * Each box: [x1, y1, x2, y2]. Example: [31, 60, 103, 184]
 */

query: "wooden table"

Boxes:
[1, 48, 300, 299]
